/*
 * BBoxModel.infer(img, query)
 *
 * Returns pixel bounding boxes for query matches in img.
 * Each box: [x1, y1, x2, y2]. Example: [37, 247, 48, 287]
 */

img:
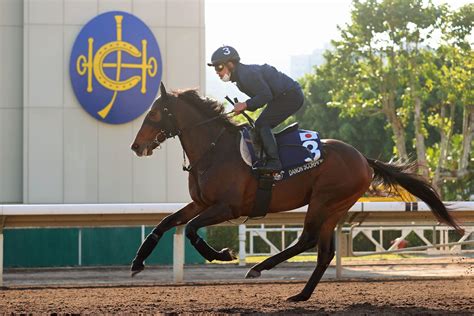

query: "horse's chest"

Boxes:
[188, 174, 219, 205]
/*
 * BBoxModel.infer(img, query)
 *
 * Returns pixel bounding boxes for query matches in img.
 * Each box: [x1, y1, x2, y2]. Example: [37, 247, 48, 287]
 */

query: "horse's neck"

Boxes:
[177, 113, 223, 163]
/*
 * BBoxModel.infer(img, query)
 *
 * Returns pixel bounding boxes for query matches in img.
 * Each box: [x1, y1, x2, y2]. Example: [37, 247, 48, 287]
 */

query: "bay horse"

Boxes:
[130, 83, 463, 302]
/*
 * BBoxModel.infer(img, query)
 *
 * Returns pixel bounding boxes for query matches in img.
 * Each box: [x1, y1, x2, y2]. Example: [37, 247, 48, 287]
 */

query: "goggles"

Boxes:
[214, 64, 225, 72]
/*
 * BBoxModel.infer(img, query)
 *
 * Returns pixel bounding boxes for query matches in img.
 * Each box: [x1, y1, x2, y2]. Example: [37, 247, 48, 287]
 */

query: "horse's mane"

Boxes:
[175, 89, 240, 131]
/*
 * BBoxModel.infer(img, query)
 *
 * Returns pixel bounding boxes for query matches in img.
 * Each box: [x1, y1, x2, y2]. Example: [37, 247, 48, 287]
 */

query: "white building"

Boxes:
[0, 0, 205, 204]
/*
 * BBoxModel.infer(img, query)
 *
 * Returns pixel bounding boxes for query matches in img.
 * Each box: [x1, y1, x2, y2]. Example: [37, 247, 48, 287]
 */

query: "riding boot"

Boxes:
[257, 126, 282, 173]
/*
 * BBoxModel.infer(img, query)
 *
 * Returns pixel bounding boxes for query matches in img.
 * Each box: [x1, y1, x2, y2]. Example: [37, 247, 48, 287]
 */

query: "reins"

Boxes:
[182, 126, 227, 172]
[142, 93, 260, 224]
[179, 111, 233, 172]
[145, 96, 235, 173]
[182, 111, 234, 132]
[144, 94, 255, 175]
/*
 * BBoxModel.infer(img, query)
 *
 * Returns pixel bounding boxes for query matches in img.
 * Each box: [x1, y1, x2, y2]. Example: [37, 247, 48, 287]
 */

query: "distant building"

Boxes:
[290, 48, 327, 80]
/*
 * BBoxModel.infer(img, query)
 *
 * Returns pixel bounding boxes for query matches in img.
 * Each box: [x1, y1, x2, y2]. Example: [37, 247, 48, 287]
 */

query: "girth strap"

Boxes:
[250, 174, 275, 218]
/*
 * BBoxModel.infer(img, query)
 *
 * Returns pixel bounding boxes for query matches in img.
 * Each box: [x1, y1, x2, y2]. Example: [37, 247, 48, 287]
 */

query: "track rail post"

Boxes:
[0, 215, 5, 287]
[173, 225, 185, 282]
[238, 225, 246, 266]
[336, 223, 343, 278]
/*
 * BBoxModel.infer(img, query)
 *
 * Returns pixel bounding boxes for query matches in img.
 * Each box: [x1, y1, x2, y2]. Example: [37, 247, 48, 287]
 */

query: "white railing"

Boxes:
[1, 201, 474, 286]
[350, 225, 474, 255]
[245, 225, 308, 256]
[241, 224, 474, 257]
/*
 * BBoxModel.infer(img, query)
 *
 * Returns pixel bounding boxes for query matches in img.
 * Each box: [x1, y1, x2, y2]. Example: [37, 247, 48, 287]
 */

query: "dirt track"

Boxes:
[2, 278, 473, 314]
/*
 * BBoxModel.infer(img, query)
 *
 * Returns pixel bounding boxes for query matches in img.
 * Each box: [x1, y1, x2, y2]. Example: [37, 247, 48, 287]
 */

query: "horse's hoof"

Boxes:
[245, 269, 261, 279]
[286, 293, 309, 302]
[217, 248, 236, 261]
[130, 261, 144, 277]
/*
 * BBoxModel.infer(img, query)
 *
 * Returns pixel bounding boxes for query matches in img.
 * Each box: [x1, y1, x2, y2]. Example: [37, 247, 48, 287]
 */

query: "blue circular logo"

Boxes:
[70, 11, 162, 124]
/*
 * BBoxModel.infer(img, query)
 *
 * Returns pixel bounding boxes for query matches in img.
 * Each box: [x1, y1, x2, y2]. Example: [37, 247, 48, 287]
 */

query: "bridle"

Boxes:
[142, 96, 233, 172]
[142, 98, 181, 143]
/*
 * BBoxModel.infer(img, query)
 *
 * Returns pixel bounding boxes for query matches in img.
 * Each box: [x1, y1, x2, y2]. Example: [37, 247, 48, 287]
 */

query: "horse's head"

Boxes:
[131, 82, 179, 157]
[132, 83, 238, 157]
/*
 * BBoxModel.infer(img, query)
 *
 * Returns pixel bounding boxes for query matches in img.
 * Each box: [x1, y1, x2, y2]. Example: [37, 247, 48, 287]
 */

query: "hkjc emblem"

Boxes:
[70, 11, 162, 124]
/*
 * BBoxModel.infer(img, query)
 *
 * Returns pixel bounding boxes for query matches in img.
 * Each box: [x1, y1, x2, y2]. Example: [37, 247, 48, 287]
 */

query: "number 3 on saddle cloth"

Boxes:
[240, 122, 324, 181]
[240, 122, 325, 218]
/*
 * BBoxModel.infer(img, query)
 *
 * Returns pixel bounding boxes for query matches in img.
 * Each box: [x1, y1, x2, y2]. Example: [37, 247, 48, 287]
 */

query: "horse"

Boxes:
[130, 82, 464, 302]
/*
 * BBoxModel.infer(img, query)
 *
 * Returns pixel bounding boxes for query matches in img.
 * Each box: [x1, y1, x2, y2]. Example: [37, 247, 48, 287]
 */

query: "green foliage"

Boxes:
[442, 3, 473, 50]
[205, 226, 239, 252]
[296, 0, 473, 199]
[353, 232, 376, 252]
[230, 105, 263, 126]
[220, 1, 472, 200]
[404, 231, 426, 248]
[297, 72, 393, 159]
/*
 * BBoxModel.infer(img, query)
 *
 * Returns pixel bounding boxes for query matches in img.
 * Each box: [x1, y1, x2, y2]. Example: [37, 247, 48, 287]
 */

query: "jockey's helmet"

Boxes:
[207, 46, 240, 67]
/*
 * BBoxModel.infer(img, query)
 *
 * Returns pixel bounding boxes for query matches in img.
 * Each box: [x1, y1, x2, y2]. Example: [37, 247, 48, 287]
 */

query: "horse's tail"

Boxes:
[366, 158, 464, 235]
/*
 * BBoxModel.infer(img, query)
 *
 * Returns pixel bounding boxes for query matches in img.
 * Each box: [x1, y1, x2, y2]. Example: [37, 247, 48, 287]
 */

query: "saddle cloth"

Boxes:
[240, 123, 324, 180]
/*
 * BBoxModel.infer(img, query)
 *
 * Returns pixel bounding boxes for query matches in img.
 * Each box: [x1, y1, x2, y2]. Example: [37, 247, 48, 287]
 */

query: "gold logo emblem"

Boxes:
[75, 15, 158, 119]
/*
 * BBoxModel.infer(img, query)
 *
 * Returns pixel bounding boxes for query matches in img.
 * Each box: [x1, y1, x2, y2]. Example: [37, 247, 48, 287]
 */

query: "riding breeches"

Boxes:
[254, 87, 304, 129]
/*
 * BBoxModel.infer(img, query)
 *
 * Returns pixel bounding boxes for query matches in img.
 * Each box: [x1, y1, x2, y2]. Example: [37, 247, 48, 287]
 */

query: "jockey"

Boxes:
[207, 45, 304, 173]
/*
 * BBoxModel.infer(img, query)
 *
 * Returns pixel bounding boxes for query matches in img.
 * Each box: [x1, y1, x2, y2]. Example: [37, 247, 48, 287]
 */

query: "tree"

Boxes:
[426, 4, 474, 197]
[326, 0, 448, 164]
[310, 0, 472, 198]
[296, 66, 393, 160]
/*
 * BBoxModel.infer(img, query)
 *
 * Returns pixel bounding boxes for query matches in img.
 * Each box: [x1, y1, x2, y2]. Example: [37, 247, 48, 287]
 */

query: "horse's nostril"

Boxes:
[131, 143, 139, 150]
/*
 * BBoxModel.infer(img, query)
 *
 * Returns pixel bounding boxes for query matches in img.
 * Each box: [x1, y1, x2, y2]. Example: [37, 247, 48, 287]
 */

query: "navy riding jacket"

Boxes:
[230, 63, 300, 111]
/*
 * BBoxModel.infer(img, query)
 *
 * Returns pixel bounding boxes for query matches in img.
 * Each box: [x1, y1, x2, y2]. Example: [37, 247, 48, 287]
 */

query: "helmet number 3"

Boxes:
[222, 47, 231, 55]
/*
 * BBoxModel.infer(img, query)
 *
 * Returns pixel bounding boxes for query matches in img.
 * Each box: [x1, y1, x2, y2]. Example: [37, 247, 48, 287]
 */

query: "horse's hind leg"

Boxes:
[287, 209, 344, 302]
[245, 228, 318, 279]
[246, 198, 329, 279]
[131, 202, 203, 276]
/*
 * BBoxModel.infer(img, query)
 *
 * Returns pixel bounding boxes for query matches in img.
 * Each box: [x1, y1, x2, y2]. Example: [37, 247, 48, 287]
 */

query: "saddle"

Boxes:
[240, 122, 324, 180]
[239, 122, 324, 218]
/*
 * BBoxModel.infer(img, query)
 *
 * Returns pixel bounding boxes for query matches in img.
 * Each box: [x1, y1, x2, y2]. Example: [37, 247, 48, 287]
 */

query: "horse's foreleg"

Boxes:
[131, 202, 203, 276]
[185, 203, 238, 262]
[245, 230, 318, 278]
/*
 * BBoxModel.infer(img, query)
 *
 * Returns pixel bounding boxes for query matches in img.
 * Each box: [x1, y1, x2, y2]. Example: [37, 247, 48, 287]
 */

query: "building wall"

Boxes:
[0, 0, 205, 204]
[0, 0, 24, 203]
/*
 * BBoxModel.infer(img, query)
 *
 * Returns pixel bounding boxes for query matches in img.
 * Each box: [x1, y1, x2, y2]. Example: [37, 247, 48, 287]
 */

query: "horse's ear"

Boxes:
[160, 82, 168, 99]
